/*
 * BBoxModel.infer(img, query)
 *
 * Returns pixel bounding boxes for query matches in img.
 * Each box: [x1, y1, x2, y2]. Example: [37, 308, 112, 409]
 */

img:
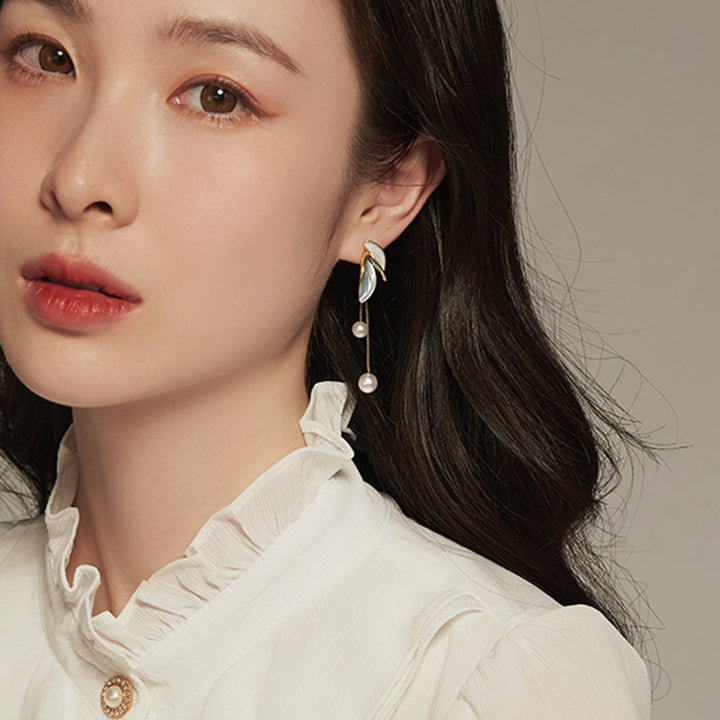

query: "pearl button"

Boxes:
[104, 685, 124, 709]
[100, 675, 134, 718]
[358, 372, 378, 394]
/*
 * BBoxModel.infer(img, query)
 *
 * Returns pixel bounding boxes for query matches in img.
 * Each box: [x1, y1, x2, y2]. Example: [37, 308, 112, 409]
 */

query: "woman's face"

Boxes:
[0, 0, 363, 407]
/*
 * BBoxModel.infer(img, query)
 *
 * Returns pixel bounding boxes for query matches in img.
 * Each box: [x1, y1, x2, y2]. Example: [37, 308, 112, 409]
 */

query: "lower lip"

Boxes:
[24, 280, 141, 331]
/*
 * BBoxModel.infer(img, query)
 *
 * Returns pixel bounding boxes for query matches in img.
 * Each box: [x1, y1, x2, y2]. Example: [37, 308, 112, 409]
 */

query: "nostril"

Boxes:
[46, 190, 62, 213]
[92, 201, 113, 214]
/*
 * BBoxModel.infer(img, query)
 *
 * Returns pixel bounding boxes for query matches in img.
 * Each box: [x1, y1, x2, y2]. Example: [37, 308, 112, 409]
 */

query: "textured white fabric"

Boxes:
[0, 382, 650, 719]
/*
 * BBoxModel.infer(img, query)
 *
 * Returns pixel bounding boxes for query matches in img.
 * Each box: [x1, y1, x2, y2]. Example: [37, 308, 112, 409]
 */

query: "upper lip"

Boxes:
[21, 253, 142, 303]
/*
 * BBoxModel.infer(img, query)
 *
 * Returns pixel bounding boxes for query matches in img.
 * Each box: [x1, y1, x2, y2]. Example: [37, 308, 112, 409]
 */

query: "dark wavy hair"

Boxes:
[1, 0, 649, 643]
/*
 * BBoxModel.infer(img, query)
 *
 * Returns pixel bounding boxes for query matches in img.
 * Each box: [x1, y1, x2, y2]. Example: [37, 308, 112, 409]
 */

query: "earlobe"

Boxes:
[337, 136, 446, 263]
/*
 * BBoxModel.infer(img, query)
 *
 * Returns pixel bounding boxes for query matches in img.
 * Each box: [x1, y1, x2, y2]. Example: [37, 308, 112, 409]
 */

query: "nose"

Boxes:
[40, 102, 141, 228]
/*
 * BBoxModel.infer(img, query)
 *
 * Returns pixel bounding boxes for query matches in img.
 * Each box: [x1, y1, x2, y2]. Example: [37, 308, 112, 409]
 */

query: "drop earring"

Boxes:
[352, 241, 387, 394]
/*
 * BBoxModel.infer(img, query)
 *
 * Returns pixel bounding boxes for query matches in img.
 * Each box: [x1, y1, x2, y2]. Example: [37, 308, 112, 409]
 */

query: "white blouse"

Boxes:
[0, 382, 650, 719]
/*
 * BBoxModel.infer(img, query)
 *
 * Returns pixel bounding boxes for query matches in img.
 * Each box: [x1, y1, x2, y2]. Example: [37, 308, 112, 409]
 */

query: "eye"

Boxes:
[172, 78, 256, 124]
[16, 39, 75, 75]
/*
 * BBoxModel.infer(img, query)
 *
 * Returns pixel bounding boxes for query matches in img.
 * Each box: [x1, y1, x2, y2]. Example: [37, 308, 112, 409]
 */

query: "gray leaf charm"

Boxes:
[358, 258, 377, 304]
[363, 241, 386, 273]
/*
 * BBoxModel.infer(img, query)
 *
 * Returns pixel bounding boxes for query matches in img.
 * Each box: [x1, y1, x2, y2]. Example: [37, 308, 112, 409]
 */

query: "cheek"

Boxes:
[0, 89, 40, 209]
[140, 133, 347, 362]
[0, 85, 81, 239]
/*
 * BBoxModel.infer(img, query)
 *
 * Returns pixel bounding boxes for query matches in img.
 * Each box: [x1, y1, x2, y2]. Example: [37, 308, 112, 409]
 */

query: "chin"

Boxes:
[2, 343, 120, 409]
[6, 367, 94, 408]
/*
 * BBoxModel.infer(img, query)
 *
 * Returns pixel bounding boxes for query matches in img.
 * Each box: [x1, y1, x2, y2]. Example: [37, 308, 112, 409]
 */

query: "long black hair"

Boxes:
[310, 0, 652, 641]
[1, 0, 649, 643]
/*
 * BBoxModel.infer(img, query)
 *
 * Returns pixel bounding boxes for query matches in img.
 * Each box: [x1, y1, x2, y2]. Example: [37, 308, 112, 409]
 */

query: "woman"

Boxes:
[0, 0, 651, 717]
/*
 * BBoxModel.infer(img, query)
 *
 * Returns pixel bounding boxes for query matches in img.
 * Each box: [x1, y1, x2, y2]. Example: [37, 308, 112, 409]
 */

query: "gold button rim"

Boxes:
[100, 674, 134, 718]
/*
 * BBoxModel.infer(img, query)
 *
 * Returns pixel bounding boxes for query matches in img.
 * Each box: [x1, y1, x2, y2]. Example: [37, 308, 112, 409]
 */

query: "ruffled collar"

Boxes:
[44, 381, 356, 659]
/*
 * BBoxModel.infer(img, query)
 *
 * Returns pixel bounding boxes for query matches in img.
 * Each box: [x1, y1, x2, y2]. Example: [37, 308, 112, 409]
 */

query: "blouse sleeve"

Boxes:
[444, 605, 651, 720]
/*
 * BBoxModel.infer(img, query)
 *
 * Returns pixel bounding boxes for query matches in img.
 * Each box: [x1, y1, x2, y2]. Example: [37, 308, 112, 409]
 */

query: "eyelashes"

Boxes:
[170, 76, 259, 127]
[0, 31, 73, 82]
[1, 32, 260, 127]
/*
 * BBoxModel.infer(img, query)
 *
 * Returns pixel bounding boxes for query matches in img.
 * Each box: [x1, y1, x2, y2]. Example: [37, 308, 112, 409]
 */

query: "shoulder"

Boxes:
[365, 489, 561, 622]
[0, 515, 46, 594]
[0, 515, 46, 639]
[348, 489, 650, 718]
[391, 603, 651, 719]
[0, 514, 46, 561]
[0, 516, 52, 685]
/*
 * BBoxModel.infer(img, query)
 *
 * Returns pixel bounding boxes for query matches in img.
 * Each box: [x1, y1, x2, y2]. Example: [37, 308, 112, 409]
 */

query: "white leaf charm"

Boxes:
[358, 257, 377, 303]
[363, 241, 386, 273]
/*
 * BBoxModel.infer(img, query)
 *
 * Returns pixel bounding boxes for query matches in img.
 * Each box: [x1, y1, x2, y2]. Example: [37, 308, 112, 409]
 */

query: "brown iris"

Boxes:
[199, 85, 238, 114]
[38, 44, 74, 74]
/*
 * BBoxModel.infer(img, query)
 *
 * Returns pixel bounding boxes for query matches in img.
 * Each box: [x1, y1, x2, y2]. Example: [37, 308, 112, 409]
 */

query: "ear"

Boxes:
[336, 136, 446, 263]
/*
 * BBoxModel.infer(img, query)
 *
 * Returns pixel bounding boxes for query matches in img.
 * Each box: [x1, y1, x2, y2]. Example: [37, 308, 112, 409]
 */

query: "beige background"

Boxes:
[509, 1, 718, 717]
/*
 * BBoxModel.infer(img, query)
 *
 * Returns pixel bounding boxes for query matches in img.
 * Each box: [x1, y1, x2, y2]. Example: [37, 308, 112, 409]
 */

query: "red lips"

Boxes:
[22, 253, 142, 302]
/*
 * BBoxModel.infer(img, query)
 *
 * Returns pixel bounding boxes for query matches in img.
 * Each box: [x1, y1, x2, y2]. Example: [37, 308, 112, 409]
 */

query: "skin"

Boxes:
[0, 0, 444, 616]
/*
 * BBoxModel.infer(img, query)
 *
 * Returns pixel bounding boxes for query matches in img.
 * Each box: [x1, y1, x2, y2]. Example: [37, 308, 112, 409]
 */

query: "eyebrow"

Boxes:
[13, 2, 303, 77]
[159, 18, 304, 76]
[17, 0, 92, 23]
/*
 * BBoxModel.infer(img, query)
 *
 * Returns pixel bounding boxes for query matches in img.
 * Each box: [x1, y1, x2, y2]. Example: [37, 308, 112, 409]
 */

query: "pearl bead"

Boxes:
[352, 321, 369, 339]
[103, 685, 124, 709]
[101, 675, 134, 718]
[358, 372, 378, 394]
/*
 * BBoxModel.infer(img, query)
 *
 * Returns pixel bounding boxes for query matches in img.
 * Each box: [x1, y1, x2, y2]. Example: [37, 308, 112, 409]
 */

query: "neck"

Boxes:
[67, 363, 309, 617]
